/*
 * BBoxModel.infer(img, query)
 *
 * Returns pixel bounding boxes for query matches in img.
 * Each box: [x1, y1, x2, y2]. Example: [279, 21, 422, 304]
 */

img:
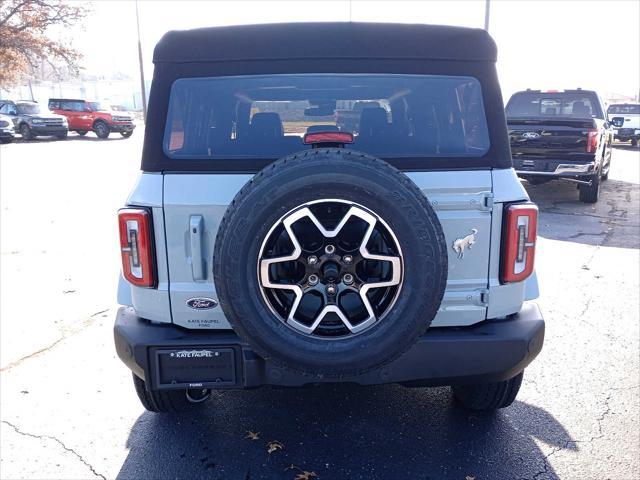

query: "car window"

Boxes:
[608, 104, 640, 115]
[164, 74, 491, 161]
[506, 92, 603, 118]
[0, 103, 17, 115]
[16, 103, 42, 115]
[49, 101, 60, 110]
[60, 101, 84, 111]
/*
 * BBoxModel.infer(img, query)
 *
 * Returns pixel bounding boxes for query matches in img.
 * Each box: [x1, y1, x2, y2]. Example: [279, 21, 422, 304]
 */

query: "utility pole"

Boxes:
[135, 0, 147, 121]
[484, 0, 491, 32]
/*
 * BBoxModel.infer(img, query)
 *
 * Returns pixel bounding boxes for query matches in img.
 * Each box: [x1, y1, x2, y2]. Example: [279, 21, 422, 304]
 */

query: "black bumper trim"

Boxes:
[109, 124, 135, 133]
[30, 126, 68, 135]
[114, 304, 545, 389]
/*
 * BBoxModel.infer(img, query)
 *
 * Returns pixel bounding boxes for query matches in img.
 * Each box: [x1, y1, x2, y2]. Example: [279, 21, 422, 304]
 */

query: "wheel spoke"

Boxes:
[258, 200, 403, 338]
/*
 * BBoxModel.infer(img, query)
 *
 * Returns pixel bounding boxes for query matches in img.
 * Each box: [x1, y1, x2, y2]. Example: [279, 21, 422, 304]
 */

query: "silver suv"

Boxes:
[114, 23, 545, 413]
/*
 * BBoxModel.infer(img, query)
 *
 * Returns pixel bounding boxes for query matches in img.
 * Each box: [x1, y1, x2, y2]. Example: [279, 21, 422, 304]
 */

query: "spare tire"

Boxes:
[213, 149, 447, 377]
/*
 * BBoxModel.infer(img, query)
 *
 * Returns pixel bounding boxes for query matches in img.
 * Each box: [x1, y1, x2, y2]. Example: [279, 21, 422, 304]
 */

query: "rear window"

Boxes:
[163, 74, 490, 160]
[608, 104, 640, 115]
[506, 92, 603, 119]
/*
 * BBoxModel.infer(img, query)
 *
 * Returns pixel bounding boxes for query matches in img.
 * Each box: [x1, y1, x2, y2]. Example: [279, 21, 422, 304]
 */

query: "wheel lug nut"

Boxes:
[308, 274, 319, 286]
[343, 273, 354, 285]
[343, 254, 353, 264]
[307, 255, 318, 265]
[325, 245, 335, 254]
[326, 284, 337, 295]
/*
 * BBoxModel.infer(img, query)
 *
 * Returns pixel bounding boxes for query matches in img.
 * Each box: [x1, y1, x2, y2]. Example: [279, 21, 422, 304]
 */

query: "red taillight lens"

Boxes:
[586, 129, 598, 153]
[303, 131, 354, 145]
[502, 203, 538, 283]
[118, 208, 156, 288]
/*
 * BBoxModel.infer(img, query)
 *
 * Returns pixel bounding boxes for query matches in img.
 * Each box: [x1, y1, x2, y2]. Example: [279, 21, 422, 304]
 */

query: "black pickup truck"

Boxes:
[505, 89, 614, 203]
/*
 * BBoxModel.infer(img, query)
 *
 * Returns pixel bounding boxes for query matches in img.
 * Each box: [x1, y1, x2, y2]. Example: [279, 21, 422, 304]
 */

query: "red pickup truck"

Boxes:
[48, 98, 136, 139]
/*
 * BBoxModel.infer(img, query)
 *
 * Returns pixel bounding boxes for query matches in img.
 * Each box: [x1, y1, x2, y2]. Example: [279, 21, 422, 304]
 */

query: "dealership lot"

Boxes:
[0, 135, 638, 479]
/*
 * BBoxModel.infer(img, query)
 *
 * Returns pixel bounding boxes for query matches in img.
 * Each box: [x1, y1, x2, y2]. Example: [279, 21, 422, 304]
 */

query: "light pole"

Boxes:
[135, 0, 147, 121]
[484, 0, 491, 32]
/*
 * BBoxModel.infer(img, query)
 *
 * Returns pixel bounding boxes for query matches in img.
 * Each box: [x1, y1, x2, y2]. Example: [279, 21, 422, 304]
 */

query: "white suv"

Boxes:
[607, 103, 640, 146]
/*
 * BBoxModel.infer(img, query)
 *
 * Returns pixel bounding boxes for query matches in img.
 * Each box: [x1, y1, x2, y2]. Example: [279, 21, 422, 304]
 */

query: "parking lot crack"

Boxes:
[0, 307, 111, 372]
[2, 420, 106, 480]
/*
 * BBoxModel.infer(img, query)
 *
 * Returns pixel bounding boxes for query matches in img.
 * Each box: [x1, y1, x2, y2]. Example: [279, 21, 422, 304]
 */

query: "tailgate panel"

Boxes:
[163, 171, 494, 329]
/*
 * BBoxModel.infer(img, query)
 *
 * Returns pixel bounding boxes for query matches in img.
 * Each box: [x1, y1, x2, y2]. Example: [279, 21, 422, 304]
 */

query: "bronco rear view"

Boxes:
[114, 23, 545, 413]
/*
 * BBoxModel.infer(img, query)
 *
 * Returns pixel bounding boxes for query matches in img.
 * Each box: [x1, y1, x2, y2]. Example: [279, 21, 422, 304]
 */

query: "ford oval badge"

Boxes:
[186, 298, 218, 310]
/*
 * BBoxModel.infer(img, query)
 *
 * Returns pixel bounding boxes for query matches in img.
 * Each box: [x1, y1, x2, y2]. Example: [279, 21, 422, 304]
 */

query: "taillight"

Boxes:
[118, 208, 156, 288]
[586, 129, 598, 153]
[502, 203, 538, 283]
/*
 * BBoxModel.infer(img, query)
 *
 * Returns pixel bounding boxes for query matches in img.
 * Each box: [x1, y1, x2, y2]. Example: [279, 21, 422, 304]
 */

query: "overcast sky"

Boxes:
[68, 0, 639, 100]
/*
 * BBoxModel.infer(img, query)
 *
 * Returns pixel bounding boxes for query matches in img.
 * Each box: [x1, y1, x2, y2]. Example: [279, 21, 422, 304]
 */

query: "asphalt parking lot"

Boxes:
[0, 133, 638, 480]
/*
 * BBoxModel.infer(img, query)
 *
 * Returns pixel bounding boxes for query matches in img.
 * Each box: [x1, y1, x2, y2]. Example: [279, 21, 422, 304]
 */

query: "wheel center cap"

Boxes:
[322, 261, 340, 282]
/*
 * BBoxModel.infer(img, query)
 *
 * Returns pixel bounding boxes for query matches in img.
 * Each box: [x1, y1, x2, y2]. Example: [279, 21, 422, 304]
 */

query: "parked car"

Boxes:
[48, 98, 135, 139]
[0, 113, 15, 143]
[607, 103, 640, 146]
[0, 100, 68, 140]
[505, 89, 613, 203]
[114, 23, 544, 414]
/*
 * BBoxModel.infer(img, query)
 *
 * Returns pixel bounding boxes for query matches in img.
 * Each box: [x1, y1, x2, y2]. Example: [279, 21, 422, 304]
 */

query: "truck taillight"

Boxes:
[586, 129, 599, 153]
[502, 203, 538, 283]
[118, 208, 156, 288]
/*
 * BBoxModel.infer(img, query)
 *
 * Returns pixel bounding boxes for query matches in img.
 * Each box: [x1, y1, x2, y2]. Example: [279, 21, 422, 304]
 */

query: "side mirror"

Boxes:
[610, 117, 624, 128]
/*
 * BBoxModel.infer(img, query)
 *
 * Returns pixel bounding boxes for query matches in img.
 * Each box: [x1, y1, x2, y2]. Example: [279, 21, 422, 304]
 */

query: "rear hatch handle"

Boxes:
[189, 215, 206, 281]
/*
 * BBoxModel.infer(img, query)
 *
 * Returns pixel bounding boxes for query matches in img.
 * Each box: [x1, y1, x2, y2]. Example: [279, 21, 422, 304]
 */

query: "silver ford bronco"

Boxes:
[114, 23, 545, 413]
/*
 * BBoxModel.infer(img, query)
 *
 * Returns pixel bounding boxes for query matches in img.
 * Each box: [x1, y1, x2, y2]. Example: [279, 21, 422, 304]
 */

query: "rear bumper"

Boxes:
[514, 158, 596, 178]
[114, 303, 545, 390]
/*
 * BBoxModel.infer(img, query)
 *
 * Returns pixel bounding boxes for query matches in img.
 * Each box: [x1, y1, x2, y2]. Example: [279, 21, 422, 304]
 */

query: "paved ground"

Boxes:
[0, 133, 638, 480]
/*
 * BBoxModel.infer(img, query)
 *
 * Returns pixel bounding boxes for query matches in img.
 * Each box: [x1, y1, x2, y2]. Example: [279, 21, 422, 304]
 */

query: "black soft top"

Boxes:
[153, 22, 497, 64]
[143, 22, 511, 172]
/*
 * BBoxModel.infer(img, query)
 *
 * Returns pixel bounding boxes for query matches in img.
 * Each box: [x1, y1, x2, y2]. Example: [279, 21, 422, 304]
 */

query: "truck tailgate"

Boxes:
[508, 117, 595, 161]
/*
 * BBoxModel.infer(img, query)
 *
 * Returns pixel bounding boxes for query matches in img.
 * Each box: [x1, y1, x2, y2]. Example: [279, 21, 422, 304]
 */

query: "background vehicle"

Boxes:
[48, 98, 135, 139]
[0, 100, 68, 141]
[505, 89, 613, 203]
[0, 113, 15, 143]
[114, 23, 544, 414]
[607, 103, 640, 146]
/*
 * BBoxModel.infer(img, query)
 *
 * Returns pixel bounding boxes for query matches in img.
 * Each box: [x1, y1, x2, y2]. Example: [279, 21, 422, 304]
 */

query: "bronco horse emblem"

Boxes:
[452, 229, 478, 259]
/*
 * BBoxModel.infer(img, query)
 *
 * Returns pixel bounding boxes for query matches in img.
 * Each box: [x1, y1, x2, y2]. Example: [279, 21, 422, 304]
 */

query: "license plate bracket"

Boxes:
[152, 347, 236, 389]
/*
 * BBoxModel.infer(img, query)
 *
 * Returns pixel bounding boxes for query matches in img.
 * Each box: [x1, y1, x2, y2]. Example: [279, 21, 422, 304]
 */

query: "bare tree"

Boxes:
[0, 0, 88, 87]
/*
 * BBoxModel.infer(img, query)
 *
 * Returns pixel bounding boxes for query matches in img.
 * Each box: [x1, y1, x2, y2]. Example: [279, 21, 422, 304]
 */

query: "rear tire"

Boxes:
[77, 130, 88, 136]
[20, 124, 33, 141]
[452, 372, 523, 411]
[579, 173, 600, 203]
[632, 139, 638, 147]
[132, 373, 211, 413]
[120, 130, 133, 138]
[93, 121, 110, 139]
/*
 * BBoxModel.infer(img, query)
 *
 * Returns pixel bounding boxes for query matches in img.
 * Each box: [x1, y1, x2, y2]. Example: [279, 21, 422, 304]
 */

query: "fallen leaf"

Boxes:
[267, 440, 284, 454]
[295, 472, 319, 480]
[245, 431, 260, 440]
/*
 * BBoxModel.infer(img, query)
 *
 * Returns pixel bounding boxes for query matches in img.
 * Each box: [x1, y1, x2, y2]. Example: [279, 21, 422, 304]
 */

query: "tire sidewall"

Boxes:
[94, 121, 109, 138]
[215, 150, 447, 376]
